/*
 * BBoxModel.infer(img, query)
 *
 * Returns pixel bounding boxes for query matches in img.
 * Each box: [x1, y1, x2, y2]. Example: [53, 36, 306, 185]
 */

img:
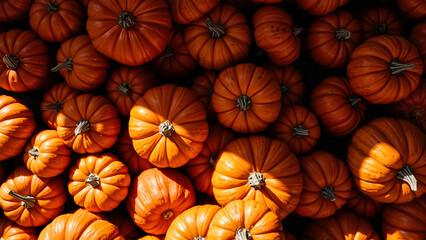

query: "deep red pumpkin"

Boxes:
[358, 6, 403, 40]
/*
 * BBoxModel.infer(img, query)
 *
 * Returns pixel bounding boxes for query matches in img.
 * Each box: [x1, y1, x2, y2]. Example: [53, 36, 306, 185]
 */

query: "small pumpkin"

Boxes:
[358, 6, 403, 40]
[190, 70, 219, 120]
[344, 187, 383, 219]
[397, 0, 426, 20]
[0, 0, 32, 22]
[167, 0, 219, 25]
[409, 21, 426, 75]
[0, 216, 38, 240]
[294, 0, 349, 16]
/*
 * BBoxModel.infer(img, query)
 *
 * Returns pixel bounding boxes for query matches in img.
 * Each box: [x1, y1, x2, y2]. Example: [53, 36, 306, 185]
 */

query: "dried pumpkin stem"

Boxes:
[51, 57, 73, 72]
[85, 173, 100, 188]
[42, 100, 63, 113]
[194, 237, 206, 240]
[248, 172, 265, 190]
[209, 153, 218, 167]
[159, 120, 174, 137]
[2, 54, 20, 70]
[9, 190, 36, 209]
[236, 95, 252, 112]
[292, 125, 309, 137]
[280, 84, 289, 94]
[397, 165, 417, 192]
[118, 82, 131, 95]
[75, 119, 90, 136]
[206, 18, 226, 38]
[28, 147, 39, 159]
[335, 28, 352, 41]
[235, 228, 252, 240]
[348, 97, 362, 108]
[46, 1, 60, 13]
[292, 27, 305, 36]
[118, 11, 135, 29]
[321, 185, 336, 201]
[389, 60, 415, 75]
[159, 45, 174, 58]
[162, 209, 174, 220]
[375, 23, 387, 35]
[410, 107, 424, 121]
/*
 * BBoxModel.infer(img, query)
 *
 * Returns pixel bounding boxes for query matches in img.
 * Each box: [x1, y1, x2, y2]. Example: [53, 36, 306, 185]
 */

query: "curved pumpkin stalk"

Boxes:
[397, 165, 417, 192]
[321, 185, 336, 201]
[292, 125, 309, 137]
[235, 228, 252, 240]
[42, 100, 63, 113]
[335, 28, 352, 41]
[389, 60, 415, 75]
[75, 119, 90, 136]
[9, 190, 36, 209]
[2, 54, 20, 70]
[206, 18, 226, 38]
[51, 57, 73, 72]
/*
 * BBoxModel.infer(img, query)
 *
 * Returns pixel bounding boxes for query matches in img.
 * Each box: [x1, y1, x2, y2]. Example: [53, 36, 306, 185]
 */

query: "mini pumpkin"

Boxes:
[0, 216, 38, 240]
[358, 6, 403, 40]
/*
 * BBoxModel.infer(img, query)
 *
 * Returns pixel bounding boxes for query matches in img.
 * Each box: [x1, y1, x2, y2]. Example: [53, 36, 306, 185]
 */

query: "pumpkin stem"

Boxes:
[375, 23, 387, 35]
[208, 87, 214, 98]
[118, 82, 131, 95]
[75, 119, 90, 136]
[248, 172, 265, 190]
[397, 165, 417, 192]
[28, 147, 39, 159]
[335, 28, 352, 41]
[8, 190, 36, 209]
[209, 153, 218, 167]
[321, 185, 336, 201]
[118, 11, 135, 29]
[159, 120, 174, 137]
[235, 228, 252, 240]
[194, 237, 206, 240]
[348, 97, 362, 108]
[292, 27, 305, 36]
[85, 173, 100, 188]
[236, 95, 252, 112]
[389, 60, 415, 75]
[46, 1, 60, 13]
[51, 57, 73, 72]
[280, 84, 289, 94]
[162, 209, 173, 220]
[292, 125, 309, 138]
[410, 107, 424, 121]
[42, 100, 63, 113]
[2, 54, 20, 70]
[206, 18, 226, 38]
[159, 45, 174, 58]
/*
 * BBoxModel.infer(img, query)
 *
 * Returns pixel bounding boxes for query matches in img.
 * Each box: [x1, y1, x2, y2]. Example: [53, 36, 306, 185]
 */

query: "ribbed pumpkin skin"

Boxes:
[29, 0, 85, 42]
[0, 216, 37, 240]
[0, 0, 32, 22]
[347, 35, 424, 104]
[302, 210, 380, 240]
[127, 168, 196, 235]
[0, 166, 66, 227]
[410, 21, 426, 75]
[0, 29, 50, 92]
[139, 236, 164, 240]
[253, 6, 301, 66]
[347, 117, 426, 203]
[190, 70, 219, 120]
[165, 204, 221, 240]
[129, 84, 209, 168]
[305, 9, 362, 69]
[358, 6, 403, 40]
[397, 0, 426, 20]
[38, 208, 125, 240]
[212, 136, 303, 220]
[206, 200, 285, 240]
[167, 0, 219, 24]
[184, 3, 252, 70]
[107, 213, 141, 240]
[0, 95, 36, 161]
[344, 187, 383, 219]
[294, 0, 349, 15]
[87, 0, 172, 66]
[382, 194, 426, 240]
[54, 35, 111, 91]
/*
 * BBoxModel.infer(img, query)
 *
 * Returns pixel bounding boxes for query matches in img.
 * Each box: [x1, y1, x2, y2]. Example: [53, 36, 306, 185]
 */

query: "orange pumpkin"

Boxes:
[0, 0, 32, 22]
[139, 236, 164, 240]
[344, 187, 383, 219]
[294, 0, 348, 15]
[0, 216, 38, 240]
[167, 0, 219, 24]
[190, 70, 219, 120]
[358, 6, 403, 40]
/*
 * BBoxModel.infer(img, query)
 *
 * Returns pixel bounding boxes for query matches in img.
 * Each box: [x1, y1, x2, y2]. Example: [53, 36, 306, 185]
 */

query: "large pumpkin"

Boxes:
[167, 0, 219, 25]
[127, 168, 196, 235]
[294, 0, 349, 15]
[344, 187, 383, 219]
[0, 216, 38, 240]
[87, 0, 172, 66]
[0, 0, 32, 22]
[358, 6, 403, 40]
[409, 21, 426, 75]
[129, 84, 209, 168]
[211, 63, 282, 134]
[190, 70, 219, 120]
[56, 93, 121, 154]
[212, 135, 303, 220]
[347, 117, 426, 203]
[347, 35, 424, 104]
[0, 95, 36, 161]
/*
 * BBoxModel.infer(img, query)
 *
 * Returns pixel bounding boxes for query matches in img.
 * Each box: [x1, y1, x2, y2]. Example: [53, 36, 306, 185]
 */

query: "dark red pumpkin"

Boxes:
[167, 0, 219, 24]
[410, 20, 426, 75]
[397, 0, 426, 20]
[344, 187, 383, 219]
[358, 6, 403, 40]
[294, 0, 349, 16]
[0, 0, 32, 22]
[190, 70, 219, 121]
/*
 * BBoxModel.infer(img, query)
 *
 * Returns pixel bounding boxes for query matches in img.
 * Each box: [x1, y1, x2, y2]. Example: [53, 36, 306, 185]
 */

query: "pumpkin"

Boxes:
[0, 95, 36, 161]
[0, 165, 66, 227]
[285, 231, 297, 240]
[389, 79, 426, 132]
[29, 0, 85, 42]
[139, 236, 164, 240]
[206, 200, 285, 240]
[39, 208, 125, 239]
[294, 0, 348, 15]
[0, 216, 38, 240]
[344, 187, 383, 219]
[52, 34, 111, 91]
[105, 64, 159, 116]
[184, 3, 252, 70]
[41, 82, 79, 129]
[127, 168, 196, 235]
[129, 84, 209, 168]
[0, 29, 50, 92]
[150, 25, 198, 80]
[382, 194, 426, 240]
[68, 153, 131, 212]
[0, 0, 32, 22]
[262, 63, 306, 106]
[347, 35, 424, 104]
[310, 76, 367, 136]
[78, 0, 89, 9]
[211, 63, 282, 134]
[397, 0, 426, 20]
[56, 93, 121, 154]
[167, 0, 219, 24]
[295, 151, 352, 219]
[253, 6, 302, 66]
[184, 122, 238, 196]
[347, 117, 426, 203]
[302, 210, 380, 240]
[269, 105, 320, 155]
[212, 135, 303, 220]
[358, 6, 403, 40]
[190, 70, 219, 120]
[107, 213, 141, 240]
[87, 0, 172, 66]
[23, 129, 71, 178]
[165, 204, 221, 240]
[409, 21, 426, 75]
[305, 9, 362, 69]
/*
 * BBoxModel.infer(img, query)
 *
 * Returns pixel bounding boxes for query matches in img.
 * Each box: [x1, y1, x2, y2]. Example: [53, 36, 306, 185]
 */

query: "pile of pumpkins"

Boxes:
[0, 0, 425, 239]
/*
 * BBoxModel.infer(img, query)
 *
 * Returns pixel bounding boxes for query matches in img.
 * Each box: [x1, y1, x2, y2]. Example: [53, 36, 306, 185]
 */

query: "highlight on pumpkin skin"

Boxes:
[0, 215, 38, 240]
